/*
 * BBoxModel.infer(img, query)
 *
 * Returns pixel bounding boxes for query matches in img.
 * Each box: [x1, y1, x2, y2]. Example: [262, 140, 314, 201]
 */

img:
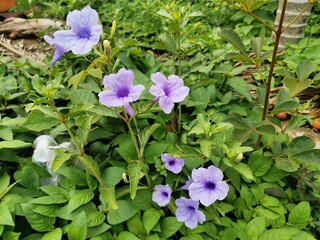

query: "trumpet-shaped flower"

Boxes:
[175, 197, 205, 229]
[98, 68, 145, 116]
[149, 72, 189, 114]
[188, 165, 229, 206]
[161, 153, 184, 174]
[152, 184, 172, 206]
[44, 6, 102, 65]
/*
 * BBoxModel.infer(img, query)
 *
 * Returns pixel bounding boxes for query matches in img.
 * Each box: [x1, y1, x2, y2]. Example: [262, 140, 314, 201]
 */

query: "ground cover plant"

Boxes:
[1, 0, 320, 239]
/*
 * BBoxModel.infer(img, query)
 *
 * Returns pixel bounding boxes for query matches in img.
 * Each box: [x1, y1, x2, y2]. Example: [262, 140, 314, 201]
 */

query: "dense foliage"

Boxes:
[1, 0, 320, 239]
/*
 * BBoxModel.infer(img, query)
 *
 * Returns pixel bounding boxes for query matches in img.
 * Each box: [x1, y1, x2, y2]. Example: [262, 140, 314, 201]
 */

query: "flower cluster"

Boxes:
[152, 162, 229, 229]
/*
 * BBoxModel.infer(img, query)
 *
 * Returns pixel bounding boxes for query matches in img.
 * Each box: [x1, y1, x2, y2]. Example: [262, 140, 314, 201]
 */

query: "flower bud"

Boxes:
[103, 39, 111, 57]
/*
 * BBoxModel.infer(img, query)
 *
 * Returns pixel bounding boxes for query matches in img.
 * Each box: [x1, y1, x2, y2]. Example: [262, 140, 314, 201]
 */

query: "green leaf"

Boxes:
[0, 126, 13, 140]
[291, 231, 317, 240]
[159, 217, 183, 238]
[288, 136, 315, 156]
[271, 100, 300, 114]
[283, 77, 313, 97]
[246, 217, 265, 240]
[255, 124, 276, 135]
[251, 37, 264, 58]
[21, 203, 55, 232]
[14, 165, 40, 191]
[30, 195, 68, 205]
[218, 28, 246, 54]
[0, 140, 31, 149]
[34, 205, 60, 217]
[68, 70, 88, 88]
[262, 167, 287, 182]
[1, 231, 20, 240]
[128, 161, 142, 199]
[118, 231, 140, 240]
[68, 190, 94, 213]
[86, 223, 111, 238]
[51, 149, 73, 172]
[141, 123, 161, 152]
[159, 33, 177, 55]
[291, 149, 320, 165]
[70, 88, 96, 104]
[297, 60, 317, 81]
[248, 150, 273, 177]
[232, 162, 254, 181]
[58, 166, 87, 186]
[68, 211, 87, 240]
[102, 167, 125, 187]
[0, 205, 14, 226]
[76, 116, 93, 146]
[23, 110, 59, 132]
[107, 200, 138, 225]
[143, 208, 163, 234]
[87, 68, 103, 79]
[0, 149, 21, 163]
[86, 211, 106, 227]
[127, 213, 145, 236]
[0, 172, 10, 198]
[288, 201, 310, 229]
[156, 9, 174, 20]
[275, 158, 299, 172]
[41, 228, 62, 240]
[226, 77, 252, 102]
[259, 227, 300, 240]
[249, 0, 270, 11]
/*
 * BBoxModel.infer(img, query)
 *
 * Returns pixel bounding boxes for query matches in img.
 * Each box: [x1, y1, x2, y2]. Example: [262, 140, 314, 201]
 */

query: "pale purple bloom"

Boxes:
[98, 68, 145, 116]
[161, 153, 184, 174]
[152, 184, 172, 206]
[181, 176, 194, 190]
[149, 72, 189, 114]
[44, 6, 102, 65]
[189, 166, 229, 206]
[175, 197, 205, 229]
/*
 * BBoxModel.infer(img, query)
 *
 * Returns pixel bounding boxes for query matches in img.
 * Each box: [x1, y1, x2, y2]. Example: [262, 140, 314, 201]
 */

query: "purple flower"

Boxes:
[98, 68, 145, 116]
[161, 153, 184, 174]
[188, 166, 229, 206]
[181, 176, 194, 190]
[152, 184, 172, 206]
[44, 6, 102, 65]
[149, 72, 189, 114]
[175, 197, 205, 229]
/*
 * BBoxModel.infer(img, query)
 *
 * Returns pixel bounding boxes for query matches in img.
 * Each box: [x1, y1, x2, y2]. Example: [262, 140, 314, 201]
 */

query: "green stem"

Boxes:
[255, 0, 288, 149]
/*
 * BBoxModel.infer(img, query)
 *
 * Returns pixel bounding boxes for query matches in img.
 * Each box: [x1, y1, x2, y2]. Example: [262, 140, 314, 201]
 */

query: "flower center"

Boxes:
[77, 27, 92, 39]
[161, 191, 169, 198]
[163, 86, 171, 97]
[187, 205, 195, 212]
[168, 160, 175, 166]
[116, 88, 130, 98]
[205, 181, 216, 190]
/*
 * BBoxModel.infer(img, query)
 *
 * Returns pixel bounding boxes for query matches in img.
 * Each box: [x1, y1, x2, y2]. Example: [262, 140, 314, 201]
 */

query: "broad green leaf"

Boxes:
[288, 201, 310, 229]
[128, 161, 142, 199]
[70, 88, 96, 104]
[131, 189, 153, 210]
[291, 149, 320, 165]
[259, 227, 300, 240]
[283, 77, 312, 97]
[297, 60, 317, 81]
[0, 149, 21, 163]
[226, 77, 252, 102]
[40, 186, 68, 196]
[143, 208, 163, 234]
[288, 136, 315, 156]
[118, 231, 140, 240]
[30, 195, 68, 205]
[255, 124, 276, 135]
[291, 231, 317, 240]
[76, 116, 93, 146]
[0, 126, 13, 140]
[107, 200, 138, 225]
[34, 205, 60, 217]
[14, 165, 40, 191]
[68, 70, 88, 88]
[246, 217, 265, 240]
[271, 100, 300, 114]
[86, 211, 106, 227]
[0, 205, 14, 226]
[41, 228, 62, 240]
[127, 213, 145, 236]
[21, 203, 55, 232]
[68, 190, 94, 213]
[68, 211, 87, 240]
[275, 158, 299, 172]
[159, 33, 177, 55]
[1, 231, 20, 240]
[116, 135, 138, 161]
[58, 166, 87, 186]
[86, 223, 111, 238]
[218, 29, 246, 54]
[249, 0, 270, 11]
[180, 234, 203, 240]
[251, 37, 264, 58]
[23, 110, 59, 132]
[141, 123, 161, 152]
[262, 167, 287, 182]
[51, 149, 73, 172]
[232, 162, 254, 181]
[31, 74, 45, 94]
[102, 167, 125, 187]
[159, 217, 183, 238]
[156, 9, 174, 20]
[87, 68, 103, 79]
[0, 140, 31, 149]
[248, 151, 273, 177]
